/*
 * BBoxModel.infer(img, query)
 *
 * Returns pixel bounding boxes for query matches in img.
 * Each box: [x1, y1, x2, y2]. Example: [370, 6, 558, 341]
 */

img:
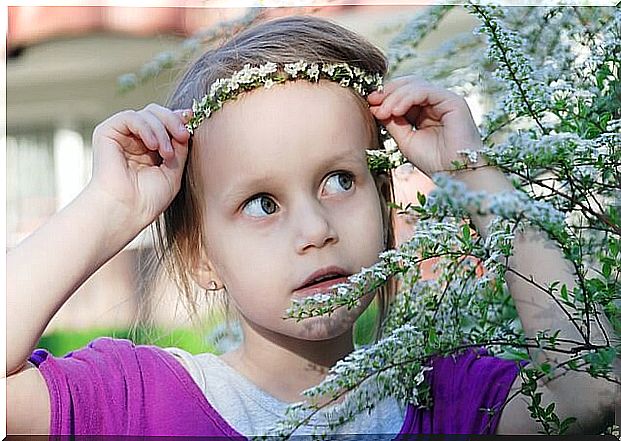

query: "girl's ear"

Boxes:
[191, 247, 225, 292]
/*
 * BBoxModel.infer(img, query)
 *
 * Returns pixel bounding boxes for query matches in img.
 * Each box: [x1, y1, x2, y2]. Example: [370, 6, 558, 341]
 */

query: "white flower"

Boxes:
[233, 64, 254, 84]
[383, 137, 397, 150]
[605, 118, 621, 132]
[307, 63, 320, 81]
[227, 78, 239, 91]
[247, 66, 260, 77]
[264, 78, 274, 89]
[337, 62, 353, 76]
[322, 64, 336, 75]
[283, 64, 298, 77]
[258, 62, 278, 76]
[284, 60, 307, 78]
[389, 150, 405, 165]
[457, 149, 479, 164]
[210, 78, 223, 95]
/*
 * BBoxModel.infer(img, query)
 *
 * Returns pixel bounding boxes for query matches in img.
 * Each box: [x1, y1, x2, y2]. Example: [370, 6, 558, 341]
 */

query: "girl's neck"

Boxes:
[219, 319, 355, 405]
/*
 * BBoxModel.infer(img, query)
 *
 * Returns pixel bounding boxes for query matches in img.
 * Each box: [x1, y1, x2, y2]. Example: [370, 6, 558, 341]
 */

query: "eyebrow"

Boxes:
[222, 147, 368, 206]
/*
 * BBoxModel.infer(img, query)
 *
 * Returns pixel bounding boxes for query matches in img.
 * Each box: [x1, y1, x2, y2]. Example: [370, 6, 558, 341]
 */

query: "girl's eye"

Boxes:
[242, 195, 278, 218]
[323, 172, 354, 195]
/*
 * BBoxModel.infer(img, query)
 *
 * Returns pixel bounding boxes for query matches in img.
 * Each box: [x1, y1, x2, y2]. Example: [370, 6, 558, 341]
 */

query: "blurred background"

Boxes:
[6, 3, 479, 356]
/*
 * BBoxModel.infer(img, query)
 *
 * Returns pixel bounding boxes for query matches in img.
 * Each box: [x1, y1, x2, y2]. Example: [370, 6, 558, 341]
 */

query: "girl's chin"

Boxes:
[282, 301, 369, 341]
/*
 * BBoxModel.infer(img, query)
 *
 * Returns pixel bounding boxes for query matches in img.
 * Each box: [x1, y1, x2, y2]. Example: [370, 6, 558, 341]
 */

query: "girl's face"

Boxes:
[193, 79, 385, 341]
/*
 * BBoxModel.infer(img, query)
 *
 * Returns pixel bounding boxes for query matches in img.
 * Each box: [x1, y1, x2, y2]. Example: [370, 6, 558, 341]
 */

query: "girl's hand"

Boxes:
[367, 77, 485, 177]
[87, 103, 192, 230]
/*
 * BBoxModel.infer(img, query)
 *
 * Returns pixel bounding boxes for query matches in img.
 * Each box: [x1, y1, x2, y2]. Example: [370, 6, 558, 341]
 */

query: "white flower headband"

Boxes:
[185, 60, 407, 173]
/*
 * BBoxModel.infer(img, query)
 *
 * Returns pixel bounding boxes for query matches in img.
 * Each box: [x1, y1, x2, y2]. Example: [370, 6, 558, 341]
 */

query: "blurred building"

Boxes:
[6, 4, 477, 334]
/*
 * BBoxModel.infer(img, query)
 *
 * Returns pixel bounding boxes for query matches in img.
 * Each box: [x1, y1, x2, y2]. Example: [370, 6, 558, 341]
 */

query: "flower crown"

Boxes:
[185, 60, 406, 173]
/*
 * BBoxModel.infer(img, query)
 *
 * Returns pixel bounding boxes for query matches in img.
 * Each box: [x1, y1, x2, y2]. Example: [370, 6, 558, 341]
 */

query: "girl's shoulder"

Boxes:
[30, 336, 175, 369]
[28, 336, 238, 437]
[28, 336, 192, 400]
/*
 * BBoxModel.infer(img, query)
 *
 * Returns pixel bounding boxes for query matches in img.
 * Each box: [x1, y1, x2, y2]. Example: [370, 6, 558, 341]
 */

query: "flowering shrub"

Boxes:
[124, 4, 620, 437]
[267, 5, 620, 437]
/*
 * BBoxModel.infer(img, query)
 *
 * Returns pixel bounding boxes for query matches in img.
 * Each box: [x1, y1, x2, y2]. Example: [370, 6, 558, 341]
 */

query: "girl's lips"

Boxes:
[293, 275, 350, 298]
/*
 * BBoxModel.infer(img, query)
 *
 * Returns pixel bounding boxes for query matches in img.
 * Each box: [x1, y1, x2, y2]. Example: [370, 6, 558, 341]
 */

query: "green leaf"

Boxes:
[450, 160, 464, 170]
[602, 262, 611, 278]
[428, 327, 438, 346]
[501, 348, 530, 361]
[545, 402, 555, 415]
[462, 224, 471, 243]
[560, 284, 568, 301]
[416, 191, 427, 207]
[559, 416, 577, 435]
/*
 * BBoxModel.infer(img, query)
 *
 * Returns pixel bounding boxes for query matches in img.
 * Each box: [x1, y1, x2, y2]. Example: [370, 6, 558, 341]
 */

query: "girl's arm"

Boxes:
[6, 190, 142, 435]
[367, 78, 619, 433]
[454, 165, 620, 434]
[6, 185, 142, 377]
[5, 104, 191, 378]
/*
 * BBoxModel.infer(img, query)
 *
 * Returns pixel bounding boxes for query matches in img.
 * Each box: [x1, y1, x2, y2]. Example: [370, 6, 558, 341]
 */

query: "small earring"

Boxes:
[207, 280, 222, 292]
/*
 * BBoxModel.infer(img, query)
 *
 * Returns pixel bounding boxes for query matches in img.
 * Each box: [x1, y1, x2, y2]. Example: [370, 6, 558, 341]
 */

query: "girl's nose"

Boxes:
[294, 201, 339, 254]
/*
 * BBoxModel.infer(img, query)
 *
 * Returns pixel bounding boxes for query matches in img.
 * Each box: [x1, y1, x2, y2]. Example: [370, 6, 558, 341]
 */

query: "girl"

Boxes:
[6, 14, 618, 437]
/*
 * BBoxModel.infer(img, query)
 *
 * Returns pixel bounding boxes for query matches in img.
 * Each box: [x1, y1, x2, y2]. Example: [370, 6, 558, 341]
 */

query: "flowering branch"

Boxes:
[273, 6, 621, 437]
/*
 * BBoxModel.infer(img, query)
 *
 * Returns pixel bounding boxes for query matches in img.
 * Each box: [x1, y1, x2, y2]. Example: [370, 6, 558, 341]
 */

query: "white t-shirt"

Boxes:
[163, 347, 407, 437]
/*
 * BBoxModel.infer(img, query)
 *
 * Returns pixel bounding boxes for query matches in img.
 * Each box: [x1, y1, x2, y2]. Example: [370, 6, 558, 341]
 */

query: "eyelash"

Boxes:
[241, 171, 356, 218]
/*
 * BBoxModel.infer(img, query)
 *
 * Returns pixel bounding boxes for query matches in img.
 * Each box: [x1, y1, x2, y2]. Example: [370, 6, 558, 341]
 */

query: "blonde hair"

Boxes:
[135, 14, 397, 346]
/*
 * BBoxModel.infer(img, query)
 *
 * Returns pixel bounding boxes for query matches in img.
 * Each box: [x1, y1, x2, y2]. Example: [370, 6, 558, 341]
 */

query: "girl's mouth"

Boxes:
[293, 273, 350, 298]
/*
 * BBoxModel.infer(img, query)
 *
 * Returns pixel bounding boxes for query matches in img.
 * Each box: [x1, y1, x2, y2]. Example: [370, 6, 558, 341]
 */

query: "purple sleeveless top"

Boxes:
[28, 337, 521, 436]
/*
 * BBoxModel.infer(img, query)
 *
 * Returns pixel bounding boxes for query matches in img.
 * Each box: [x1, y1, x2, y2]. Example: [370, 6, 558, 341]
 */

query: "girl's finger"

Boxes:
[143, 103, 192, 142]
[367, 76, 417, 105]
[369, 76, 435, 100]
[372, 85, 413, 120]
[139, 109, 174, 156]
[375, 81, 459, 121]
[161, 135, 190, 178]
[395, 83, 459, 117]
[102, 110, 160, 152]
[381, 114, 434, 167]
